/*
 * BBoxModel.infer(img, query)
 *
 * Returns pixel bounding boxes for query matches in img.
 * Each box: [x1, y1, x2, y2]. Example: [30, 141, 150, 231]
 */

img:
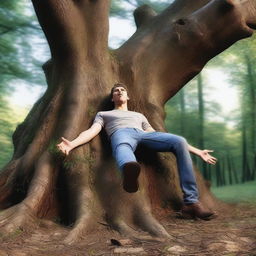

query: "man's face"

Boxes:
[111, 86, 129, 104]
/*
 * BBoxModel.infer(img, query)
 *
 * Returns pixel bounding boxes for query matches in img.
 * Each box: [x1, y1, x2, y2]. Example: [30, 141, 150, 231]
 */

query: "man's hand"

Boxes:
[199, 150, 217, 165]
[57, 137, 74, 156]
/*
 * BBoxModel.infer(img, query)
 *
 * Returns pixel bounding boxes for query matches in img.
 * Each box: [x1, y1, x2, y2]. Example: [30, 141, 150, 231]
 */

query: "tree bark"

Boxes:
[0, 0, 256, 243]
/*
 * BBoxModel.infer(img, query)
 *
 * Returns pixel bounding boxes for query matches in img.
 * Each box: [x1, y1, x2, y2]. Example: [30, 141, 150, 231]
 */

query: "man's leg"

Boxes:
[140, 131, 215, 219]
[110, 128, 141, 192]
[140, 131, 198, 203]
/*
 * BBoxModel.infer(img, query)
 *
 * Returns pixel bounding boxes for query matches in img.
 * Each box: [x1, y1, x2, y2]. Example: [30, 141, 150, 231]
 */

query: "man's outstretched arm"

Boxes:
[188, 144, 217, 165]
[57, 123, 102, 155]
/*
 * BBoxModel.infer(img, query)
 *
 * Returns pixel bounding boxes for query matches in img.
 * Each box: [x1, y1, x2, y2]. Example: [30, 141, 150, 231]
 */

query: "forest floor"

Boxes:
[0, 202, 255, 256]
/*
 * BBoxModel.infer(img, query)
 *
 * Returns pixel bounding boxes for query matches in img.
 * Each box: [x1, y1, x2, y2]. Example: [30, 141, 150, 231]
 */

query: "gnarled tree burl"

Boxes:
[0, 0, 255, 244]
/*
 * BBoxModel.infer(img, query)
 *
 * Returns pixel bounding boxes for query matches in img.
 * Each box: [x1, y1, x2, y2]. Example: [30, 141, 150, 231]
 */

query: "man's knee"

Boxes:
[172, 136, 188, 150]
[114, 142, 135, 153]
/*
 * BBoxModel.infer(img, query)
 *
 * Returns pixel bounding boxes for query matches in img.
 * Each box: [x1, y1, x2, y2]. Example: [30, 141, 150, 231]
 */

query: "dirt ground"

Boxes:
[0, 203, 255, 256]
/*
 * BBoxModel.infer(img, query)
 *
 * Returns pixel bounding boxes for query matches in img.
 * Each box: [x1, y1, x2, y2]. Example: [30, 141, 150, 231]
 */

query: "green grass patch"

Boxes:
[211, 180, 256, 203]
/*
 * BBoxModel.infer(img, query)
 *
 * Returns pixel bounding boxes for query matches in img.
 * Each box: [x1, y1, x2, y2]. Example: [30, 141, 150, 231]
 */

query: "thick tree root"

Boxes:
[0, 149, 55, 209]
[0, 152, 55, 232]
[60, 150, 97, 245]
[0, 159, 22, 208]
[63, 198, 94, 245]
[107, 216, 138, 236]
[132, 193, 171, 239]
[0, 203, 37, 234]
[0, 159, 20, 187]
[135, 211, 171, 238]
[0, 152, 35, 206]
[64, 220, 91, 245]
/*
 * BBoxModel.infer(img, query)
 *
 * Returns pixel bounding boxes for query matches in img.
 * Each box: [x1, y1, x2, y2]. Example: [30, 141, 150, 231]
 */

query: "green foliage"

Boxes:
[165, 73, 242, 185]
[0, 0, 45, 87]
[220, 35, 256, 179]
[165, 34, 256, 185]
[0, 0, 47, 169]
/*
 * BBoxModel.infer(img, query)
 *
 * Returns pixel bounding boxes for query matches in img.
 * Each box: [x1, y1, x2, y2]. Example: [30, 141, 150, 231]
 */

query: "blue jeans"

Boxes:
[110, 128, 199, 204]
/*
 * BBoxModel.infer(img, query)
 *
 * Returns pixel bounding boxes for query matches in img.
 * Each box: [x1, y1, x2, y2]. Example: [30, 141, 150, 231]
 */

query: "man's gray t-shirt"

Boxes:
[93, 109, 153, 136]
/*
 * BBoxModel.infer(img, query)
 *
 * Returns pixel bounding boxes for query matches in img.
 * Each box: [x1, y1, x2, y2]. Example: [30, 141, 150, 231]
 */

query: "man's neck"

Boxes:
[114, 103, 128, 111]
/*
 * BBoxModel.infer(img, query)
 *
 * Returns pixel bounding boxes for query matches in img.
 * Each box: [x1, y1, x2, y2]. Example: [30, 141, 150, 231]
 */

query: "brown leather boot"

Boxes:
[122, 162, 141, 193]
[181, 202, 217, 220]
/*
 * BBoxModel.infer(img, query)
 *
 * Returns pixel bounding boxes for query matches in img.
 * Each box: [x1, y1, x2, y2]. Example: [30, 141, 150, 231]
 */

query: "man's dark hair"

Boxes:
[110, 83, 128, 98]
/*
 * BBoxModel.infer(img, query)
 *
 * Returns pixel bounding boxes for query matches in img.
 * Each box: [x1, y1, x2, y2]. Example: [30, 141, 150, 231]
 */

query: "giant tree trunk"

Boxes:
[0, 0, 255, 244]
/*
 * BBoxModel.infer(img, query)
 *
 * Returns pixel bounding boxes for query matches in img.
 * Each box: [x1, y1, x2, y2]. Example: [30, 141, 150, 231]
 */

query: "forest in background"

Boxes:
[166, 35, 256, 186]
[0, 0, 255, 187]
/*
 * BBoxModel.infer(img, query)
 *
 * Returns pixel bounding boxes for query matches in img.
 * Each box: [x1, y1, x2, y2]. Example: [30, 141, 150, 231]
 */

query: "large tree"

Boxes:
[0, 0, 255, 244]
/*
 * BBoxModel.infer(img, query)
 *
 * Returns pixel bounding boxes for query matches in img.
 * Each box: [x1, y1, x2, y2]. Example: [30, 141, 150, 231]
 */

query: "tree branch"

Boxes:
[81, 0, 111, 56]
[189, 0, 254, 54]
[134, 5, 157, 28]
[161, 0, 211, 20]
[31, 0, 111, 63]
[116, 0, 256, 105]
[31, 0, 87, 60]
[239, 0, 256, 29]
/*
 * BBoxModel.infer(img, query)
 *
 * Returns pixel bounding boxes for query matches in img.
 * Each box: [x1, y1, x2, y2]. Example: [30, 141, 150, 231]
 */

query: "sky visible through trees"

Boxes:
[0, 0, 255, 187]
